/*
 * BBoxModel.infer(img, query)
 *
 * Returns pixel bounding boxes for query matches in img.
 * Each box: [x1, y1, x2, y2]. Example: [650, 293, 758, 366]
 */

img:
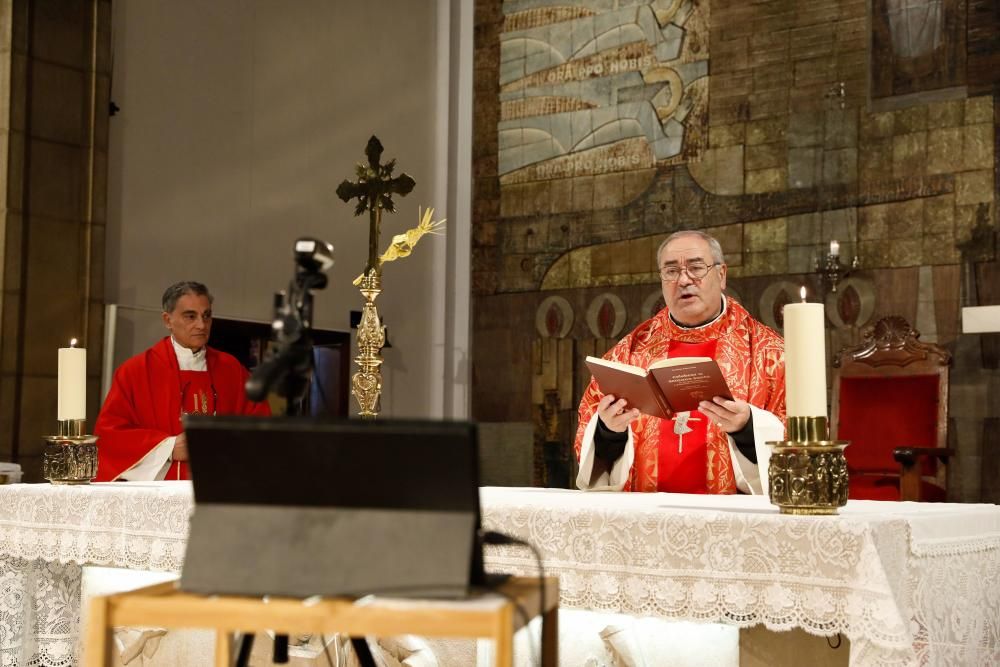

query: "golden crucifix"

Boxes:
[336, 136, 415, 418]
[336, 136, 416, 275]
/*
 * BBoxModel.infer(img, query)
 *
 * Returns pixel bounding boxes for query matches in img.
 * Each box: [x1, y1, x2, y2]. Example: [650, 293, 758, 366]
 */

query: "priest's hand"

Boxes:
[172, 433, 189, 462]
[698, 397, 751, 433]
[597, 394, 640, 433]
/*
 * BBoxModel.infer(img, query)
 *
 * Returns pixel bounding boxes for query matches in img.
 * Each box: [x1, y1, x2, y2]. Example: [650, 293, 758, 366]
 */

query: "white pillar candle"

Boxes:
[829, 239, 840, 257]
[58, 339, 86, 421]
[783, 288, 827, 417]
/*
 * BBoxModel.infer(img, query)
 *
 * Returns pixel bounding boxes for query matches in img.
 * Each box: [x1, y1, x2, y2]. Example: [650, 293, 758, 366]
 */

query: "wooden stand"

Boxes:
[84, 576, 559, 667]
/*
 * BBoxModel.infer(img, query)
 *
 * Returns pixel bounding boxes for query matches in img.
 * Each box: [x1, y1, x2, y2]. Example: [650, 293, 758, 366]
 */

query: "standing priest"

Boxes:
[575, 230, 786, 494]
[95, 281, 271, 481]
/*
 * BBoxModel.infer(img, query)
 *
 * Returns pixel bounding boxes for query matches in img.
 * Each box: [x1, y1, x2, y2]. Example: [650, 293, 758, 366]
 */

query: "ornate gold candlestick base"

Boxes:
[352, 269, 386, 419]
[43, 419, 98, 484]
[767, 416, 850, 515]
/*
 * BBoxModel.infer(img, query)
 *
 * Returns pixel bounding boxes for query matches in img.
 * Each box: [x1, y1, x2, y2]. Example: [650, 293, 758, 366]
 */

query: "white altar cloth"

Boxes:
[0, 482, 189, 667]
[0, 482, 998, 666]
[480, 488, 1000, 666]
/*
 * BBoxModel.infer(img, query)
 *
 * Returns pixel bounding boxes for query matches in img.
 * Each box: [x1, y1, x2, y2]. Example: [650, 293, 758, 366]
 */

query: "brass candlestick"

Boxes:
[43, 418, 98, 484]
[352, 269, 386, 419]
[767, 416, 849, 515]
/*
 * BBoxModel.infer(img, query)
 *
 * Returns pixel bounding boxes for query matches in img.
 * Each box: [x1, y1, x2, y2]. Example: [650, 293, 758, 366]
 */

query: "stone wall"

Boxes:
[472, 0, 1000, 501]
[0, 0, 110, 481]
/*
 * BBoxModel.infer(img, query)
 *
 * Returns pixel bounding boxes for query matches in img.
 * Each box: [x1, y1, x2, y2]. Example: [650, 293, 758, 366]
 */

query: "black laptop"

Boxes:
[179, 415, 485, 599]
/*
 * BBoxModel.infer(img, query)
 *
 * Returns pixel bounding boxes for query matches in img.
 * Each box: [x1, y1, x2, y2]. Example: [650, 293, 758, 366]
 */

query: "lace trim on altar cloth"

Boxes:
[0, 483, 190, 571]
[902, 502, 1000, 557]
[909, 532, 1000, 557]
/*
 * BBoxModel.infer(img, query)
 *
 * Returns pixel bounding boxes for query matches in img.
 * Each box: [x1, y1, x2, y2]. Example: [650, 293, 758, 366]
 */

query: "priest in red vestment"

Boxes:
[95, 281, 271, 481]
[575, 231, 786, 494]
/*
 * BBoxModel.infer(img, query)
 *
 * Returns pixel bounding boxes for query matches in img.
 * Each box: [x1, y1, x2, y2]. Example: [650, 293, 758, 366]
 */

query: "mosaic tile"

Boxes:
[824, 108, 858, 149]
[746, 142, 785, 170]
[926, 99, 963, 129]
[787, 212, 822, 244]
[892, 132, 927, 178]
[926, 127, 963, 175]
[860, 111, 894, 139]
[963, 123, 994, 172]
[888, 238, 922, 267]
[745, 217, 787, 251]
[788, 147, 821, 189]
[746, 117, 786, 145]
[923, 195, 955, 236]
[955, 170, 994, 206]
[965, 96, 993, 124]
[822, 147, 857, 185]
[788, 110, 824, 147]
[708, 123, 746, 148]
[887, 198, 924, 240]
[858, 204, 890, 241]
[894, 105, 927, 134]
[745, 167, 786, 193]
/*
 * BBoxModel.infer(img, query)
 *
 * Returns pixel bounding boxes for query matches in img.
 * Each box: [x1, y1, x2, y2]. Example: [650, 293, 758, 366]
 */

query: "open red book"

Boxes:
[585, 356, 733, 420]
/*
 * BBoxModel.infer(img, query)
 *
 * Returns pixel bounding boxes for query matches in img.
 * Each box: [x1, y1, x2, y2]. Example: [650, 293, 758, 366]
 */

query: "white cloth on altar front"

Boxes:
[575, 404, 782, 494]
[119, 338, 207, 482]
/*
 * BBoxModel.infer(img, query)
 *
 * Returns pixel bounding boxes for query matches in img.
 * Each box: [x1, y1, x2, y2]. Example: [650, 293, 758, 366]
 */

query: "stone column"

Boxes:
[0, 0, 110, 480]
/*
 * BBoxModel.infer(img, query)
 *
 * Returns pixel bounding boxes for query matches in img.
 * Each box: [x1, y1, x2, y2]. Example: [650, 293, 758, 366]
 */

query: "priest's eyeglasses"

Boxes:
[659, 262, 720, 283]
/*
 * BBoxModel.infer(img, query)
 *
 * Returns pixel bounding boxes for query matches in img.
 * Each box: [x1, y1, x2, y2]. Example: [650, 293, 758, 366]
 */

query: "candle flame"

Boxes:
[799, 286, 806, 302]
[70, 338, 77, 347]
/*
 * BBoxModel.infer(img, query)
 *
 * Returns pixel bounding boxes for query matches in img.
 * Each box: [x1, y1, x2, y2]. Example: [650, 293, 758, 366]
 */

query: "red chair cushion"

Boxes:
[837, 374, 940, 475]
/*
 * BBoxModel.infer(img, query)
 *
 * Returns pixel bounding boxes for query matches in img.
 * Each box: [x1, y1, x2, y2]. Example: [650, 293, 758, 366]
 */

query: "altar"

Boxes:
[1, 482, 998, 666]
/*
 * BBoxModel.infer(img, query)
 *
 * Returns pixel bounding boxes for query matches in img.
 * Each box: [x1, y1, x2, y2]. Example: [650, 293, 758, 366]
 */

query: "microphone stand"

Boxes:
[240, 269, 319, 666]
[240, 265, 377, 667]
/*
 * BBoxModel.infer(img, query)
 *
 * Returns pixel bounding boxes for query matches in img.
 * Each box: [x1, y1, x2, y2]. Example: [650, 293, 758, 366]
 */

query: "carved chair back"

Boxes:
[831, 316, 951, 501]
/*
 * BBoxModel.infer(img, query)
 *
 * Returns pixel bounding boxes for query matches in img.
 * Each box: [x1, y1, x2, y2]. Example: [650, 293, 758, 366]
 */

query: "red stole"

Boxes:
[165, 370, 217, 480]
[656, 339, 718, 493]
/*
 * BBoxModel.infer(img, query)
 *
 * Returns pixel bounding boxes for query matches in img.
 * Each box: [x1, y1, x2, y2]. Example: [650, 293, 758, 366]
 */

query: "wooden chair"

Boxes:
[831, 316, 953, 501]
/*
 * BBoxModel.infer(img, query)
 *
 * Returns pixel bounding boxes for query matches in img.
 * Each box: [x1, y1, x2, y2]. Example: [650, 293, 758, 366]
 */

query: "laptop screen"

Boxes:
[180, 415, 483, 599]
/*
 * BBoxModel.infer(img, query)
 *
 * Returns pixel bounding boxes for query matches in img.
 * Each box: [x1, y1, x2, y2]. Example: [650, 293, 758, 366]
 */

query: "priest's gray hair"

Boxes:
[657, 231, 725, 266]
[162, 281, 214, 313]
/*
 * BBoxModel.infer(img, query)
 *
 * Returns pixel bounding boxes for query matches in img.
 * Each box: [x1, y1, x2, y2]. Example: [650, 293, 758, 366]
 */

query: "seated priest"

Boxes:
[95, 281, 271, 481]
[575, 230, 786, 494]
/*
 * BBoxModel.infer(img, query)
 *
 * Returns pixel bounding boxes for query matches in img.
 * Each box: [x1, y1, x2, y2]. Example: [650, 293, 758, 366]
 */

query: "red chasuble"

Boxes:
[94, 337, 271, 481]
[575, 298, 786, 494]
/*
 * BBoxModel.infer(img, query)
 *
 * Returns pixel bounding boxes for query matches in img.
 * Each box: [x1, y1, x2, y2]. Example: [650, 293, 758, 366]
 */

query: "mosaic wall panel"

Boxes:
[499, 0, 709, 215]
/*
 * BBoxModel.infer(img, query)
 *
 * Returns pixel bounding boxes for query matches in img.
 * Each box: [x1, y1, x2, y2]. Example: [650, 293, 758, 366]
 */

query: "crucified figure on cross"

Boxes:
[336, 135, 416, 275]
